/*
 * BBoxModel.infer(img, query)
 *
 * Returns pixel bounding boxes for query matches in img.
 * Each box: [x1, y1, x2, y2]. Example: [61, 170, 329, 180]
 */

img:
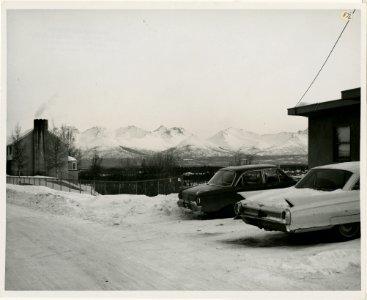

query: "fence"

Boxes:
[6, 175, 95, 194]
[6, 175, 184, 196]
[90, 176, 183, 196]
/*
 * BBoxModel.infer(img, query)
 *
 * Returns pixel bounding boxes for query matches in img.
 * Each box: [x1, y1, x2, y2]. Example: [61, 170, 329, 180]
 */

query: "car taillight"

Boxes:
[234, 202, 242, 215]
[282, 209, 291, 224]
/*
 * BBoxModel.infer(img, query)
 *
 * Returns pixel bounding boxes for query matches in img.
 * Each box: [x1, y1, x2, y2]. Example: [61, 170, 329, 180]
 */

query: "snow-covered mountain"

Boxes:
[208, 128, 308, 156]
[167, 135, 231, 157]
[209, 128, 261, 151]
[76, 125, 193, 155]
[75, 125, 308, 158]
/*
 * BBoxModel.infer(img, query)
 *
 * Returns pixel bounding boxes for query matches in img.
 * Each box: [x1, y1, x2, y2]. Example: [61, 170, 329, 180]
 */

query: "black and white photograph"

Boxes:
[1, 1, 365, 297]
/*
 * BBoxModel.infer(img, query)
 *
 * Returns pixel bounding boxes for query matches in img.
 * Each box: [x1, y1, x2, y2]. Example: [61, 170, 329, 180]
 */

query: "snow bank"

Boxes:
[6, 184, 185, 226]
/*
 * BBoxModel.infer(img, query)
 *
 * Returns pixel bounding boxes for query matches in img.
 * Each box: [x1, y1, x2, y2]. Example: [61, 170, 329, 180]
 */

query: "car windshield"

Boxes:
[208, 170, 236, 187]
[295, 168, 352, 191]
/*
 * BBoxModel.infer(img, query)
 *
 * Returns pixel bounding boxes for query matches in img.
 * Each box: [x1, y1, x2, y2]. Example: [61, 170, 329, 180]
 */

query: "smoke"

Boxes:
[34, 93, 59, 118]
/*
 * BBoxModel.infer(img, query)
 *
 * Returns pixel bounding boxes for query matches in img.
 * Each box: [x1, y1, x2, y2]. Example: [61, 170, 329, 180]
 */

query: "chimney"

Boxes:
[33, 119, 48, 175]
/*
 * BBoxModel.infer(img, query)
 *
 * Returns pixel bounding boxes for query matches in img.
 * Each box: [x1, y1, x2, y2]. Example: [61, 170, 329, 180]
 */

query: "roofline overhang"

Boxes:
[288, 87, 361, 117]
[288, 99, 360, 117]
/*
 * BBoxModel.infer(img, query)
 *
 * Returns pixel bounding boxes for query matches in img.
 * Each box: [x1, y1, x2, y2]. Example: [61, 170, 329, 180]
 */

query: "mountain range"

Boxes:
[74, 125, 308, 159]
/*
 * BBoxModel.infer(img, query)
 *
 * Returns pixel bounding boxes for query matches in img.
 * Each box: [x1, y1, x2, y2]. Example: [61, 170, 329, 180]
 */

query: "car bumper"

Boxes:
[238, 205, 291, 232]
[240, 214, 290, 232]
[177, 199, 202, 212]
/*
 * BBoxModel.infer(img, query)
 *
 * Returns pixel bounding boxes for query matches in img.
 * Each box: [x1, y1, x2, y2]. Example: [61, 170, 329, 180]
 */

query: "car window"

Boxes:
[208, 170, 236, 187]
[237, 170, 263, 187]
[295, 169, 352, 191]
[295, 170, 316, 188]
[277, 169, 291, 182]
[263, 168, 280, 184]
[352, 180, 360, 190]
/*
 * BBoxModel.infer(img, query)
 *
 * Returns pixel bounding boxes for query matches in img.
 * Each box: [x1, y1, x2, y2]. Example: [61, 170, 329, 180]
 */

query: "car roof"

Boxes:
[221, 164, 277, 173]
[313, 161, 360, 173]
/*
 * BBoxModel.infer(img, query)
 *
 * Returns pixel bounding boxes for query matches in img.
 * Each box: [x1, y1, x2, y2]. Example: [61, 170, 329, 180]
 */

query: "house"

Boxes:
[288, 87, 361, 168]
[6, 119, 79, 179]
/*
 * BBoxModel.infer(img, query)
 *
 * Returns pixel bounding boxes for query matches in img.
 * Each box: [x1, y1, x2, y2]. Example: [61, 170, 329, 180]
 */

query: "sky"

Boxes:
[6, 8, 361, 139]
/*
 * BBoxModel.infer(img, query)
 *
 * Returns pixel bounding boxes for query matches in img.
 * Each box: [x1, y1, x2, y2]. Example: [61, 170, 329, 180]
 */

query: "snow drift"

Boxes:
[6, 184, 185, 227]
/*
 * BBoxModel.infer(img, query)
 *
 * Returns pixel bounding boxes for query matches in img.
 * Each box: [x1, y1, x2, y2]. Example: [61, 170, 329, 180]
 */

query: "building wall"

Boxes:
[308, 106, 360, 168]
[7, 133, 34, 176]
[68, 170, 79, 180]
[7, 119, 72, 178]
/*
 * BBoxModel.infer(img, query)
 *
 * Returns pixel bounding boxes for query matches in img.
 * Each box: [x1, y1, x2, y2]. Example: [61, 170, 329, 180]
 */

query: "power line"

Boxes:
[295, 9, 356, 107]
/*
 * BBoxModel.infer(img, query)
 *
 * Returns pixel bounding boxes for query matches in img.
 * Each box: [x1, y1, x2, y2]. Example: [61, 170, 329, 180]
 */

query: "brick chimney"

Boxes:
[33, 119, 48, 175]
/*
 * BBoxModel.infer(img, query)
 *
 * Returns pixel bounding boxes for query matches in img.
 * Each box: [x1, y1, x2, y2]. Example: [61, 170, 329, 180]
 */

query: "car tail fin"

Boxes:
[284, 198, 294, 207]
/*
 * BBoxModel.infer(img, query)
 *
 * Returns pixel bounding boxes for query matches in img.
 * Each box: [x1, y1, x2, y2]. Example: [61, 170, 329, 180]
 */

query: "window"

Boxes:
[352, 180, 360, 191]
[295, 169, 352, 191]
[277, 169, 291, 182]
[263, 168, 280, 184]
[72, 162, 77, 170]
[335, 125, 351, 162]
[208, 170, 236, 187]
[237, 170, 262, 187]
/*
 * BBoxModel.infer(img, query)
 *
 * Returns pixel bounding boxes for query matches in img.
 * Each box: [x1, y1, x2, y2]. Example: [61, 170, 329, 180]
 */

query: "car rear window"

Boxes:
[295, 169, 352, 191]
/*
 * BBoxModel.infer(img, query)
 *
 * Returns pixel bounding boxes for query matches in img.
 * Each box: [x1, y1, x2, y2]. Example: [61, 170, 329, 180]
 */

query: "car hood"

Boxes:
[238, 187, 340, 209]
[182, 183, 232, 196]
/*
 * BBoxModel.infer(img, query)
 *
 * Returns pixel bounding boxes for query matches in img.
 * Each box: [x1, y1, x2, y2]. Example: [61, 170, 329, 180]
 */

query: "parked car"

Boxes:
[177, 164, 296, 216]
[235, 162, 360, 240]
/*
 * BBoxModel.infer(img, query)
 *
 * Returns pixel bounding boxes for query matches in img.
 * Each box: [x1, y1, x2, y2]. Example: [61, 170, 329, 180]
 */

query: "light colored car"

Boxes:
[234, 162, 360, 240]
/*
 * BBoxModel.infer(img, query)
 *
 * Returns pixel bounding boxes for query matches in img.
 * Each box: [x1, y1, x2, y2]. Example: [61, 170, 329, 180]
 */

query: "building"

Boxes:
[6, 119, 79, 179]
[288, 87, 361, 168]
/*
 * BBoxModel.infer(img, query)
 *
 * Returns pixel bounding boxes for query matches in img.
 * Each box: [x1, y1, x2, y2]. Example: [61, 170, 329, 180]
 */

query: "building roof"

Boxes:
[68, 156, 77, 162]
[6, 129, 33, 146]
[288, 87, 360, 117]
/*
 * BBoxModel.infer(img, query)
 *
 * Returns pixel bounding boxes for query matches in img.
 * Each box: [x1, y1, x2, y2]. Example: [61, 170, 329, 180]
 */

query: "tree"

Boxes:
[46, 126, 67, 179]
[232, 150, 243, 166]
[142, 150, 181, 177]
[11, 124, 27, 176]
[59, 124, 77, 154]
[59, 124, 82, 167]
[231, 150, 258, 166]
[89, 149, 103, 179]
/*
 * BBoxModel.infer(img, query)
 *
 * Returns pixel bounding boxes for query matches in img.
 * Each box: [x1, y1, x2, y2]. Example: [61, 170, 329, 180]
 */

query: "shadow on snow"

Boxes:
[220, 230, 358, 248]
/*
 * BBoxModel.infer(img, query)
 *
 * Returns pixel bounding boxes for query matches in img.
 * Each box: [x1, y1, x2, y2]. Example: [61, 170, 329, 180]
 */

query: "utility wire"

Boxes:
[295, 9, 356, 106]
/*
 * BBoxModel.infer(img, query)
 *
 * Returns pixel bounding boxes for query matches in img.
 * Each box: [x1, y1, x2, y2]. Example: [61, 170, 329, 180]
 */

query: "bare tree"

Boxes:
[143, 150, 180, 177]
[46, 126, 67, 179]
[232, 150, 243, 166]
[231, 150, 258, 166]
[89, 149, 103, 179]
[59, 124, 76, 153]
[11, 124, 27, 176]
[59, 124, 82, 167]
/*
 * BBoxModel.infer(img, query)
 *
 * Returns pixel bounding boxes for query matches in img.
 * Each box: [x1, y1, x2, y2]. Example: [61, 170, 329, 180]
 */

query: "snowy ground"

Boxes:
[5, 184, 361, 291]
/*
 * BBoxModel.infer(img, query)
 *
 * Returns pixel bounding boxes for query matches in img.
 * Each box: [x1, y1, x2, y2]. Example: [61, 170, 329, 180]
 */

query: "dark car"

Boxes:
[177, 164, 296, 216]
